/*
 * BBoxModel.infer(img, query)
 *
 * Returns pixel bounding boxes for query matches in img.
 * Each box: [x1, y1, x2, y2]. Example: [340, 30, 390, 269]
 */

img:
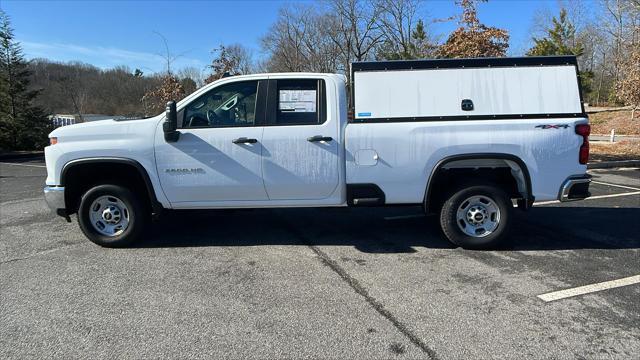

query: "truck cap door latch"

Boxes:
[461, 99, 474, 111]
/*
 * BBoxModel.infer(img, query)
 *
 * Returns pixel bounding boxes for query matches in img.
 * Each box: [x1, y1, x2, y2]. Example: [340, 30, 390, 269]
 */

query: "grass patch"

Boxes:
[590, 140, 640, 162]
[589, 110, 639, 135]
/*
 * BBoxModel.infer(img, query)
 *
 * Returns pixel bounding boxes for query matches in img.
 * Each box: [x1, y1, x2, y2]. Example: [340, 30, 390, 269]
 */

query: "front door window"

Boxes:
[183, 81, 258, 128]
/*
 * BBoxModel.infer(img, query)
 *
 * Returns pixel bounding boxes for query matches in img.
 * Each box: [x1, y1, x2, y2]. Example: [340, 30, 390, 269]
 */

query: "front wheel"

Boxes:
[77, 184, 147, 247]
[439, 184, 512, 249]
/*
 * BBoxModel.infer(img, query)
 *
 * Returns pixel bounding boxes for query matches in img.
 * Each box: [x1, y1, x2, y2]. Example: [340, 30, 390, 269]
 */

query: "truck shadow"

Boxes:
[135, 206, 639, 253]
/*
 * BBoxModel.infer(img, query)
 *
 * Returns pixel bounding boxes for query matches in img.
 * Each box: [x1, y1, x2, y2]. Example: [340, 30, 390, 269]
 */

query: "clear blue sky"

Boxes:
[0, 0, 568, 74]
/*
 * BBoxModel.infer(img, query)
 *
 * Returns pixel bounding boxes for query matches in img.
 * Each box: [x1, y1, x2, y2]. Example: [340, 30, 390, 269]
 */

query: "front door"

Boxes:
[261, 78, 340, 200]
[155, 80, 269, 205]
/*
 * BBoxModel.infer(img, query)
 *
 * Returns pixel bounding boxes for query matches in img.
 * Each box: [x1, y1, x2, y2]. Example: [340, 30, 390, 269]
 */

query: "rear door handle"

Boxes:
[232, 137, 258, 144]
[307, 135, 333, 142]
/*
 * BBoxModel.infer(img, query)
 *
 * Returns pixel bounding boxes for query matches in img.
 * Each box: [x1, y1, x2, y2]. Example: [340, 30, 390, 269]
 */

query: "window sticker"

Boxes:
[279, 90, 316, 113]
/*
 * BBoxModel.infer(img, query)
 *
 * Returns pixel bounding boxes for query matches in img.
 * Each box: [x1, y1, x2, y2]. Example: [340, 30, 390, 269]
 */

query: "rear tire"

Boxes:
[77, 184, 147, 247]
[439, 184, 512, 249]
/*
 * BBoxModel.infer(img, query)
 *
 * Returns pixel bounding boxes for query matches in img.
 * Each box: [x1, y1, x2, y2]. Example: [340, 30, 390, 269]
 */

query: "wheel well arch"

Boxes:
[424, 153, 533, 213]
[61, 158, 162, 215]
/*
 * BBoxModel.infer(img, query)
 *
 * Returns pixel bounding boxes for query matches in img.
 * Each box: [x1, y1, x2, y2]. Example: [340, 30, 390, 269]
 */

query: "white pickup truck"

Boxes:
[44, 56, 591, 249]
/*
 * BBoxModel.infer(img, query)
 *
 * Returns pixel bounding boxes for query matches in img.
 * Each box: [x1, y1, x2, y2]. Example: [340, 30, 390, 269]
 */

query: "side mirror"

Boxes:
[163, 101, 180, 142]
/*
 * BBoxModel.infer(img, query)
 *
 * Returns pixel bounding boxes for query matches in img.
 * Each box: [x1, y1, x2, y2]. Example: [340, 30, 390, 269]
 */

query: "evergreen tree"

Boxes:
[526, 9, 593, 99]
[0, 10, 50, 150]
[526, 9, 584, 56]
[410, 19, 436, 59]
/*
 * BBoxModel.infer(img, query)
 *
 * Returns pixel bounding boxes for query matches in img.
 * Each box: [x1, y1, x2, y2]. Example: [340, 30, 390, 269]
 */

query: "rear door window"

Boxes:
[270, 79, 326, 125]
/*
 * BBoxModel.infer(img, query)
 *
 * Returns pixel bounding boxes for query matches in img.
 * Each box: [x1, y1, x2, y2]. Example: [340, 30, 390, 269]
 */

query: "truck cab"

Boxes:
[154, 73, 347, 208]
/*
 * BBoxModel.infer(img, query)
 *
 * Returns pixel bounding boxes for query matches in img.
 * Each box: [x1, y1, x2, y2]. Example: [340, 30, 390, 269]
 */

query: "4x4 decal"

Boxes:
[535, 124, 570, 129]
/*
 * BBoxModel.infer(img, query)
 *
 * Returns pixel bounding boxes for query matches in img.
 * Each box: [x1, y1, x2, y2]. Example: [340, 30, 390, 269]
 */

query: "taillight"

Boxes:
[49, 137, 58, 145]
[575, 124, 590, 164]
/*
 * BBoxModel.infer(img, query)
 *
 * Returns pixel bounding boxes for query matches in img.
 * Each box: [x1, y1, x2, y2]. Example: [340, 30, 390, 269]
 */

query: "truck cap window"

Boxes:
[274, 79, 326, 125]
[183, 80, 258, 128]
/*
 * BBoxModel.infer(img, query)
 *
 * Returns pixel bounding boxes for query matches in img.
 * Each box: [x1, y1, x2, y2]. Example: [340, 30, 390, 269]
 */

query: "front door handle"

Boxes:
[307, 135, 333, 142]
[232, 137, 258, 144]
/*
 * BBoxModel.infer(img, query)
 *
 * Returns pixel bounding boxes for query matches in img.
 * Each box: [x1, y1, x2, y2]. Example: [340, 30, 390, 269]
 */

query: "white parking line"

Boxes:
[534, 191, 640, 206]
[538, 275, 640, 302]
[592, 181, 640, 191]
[0, 162, 46, 168]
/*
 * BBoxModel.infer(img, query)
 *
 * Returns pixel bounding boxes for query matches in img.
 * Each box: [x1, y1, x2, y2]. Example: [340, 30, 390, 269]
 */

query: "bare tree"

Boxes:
[226, 44, 254, 75]
[598, 0, 639, 84]
[261, 3, 340, 73]
[615, 39, 640, 119]
[329, 0, 384, 71]
[177, 66, 205, 88]
[204, 44, 255, 84]
[376, 0, 422, 59]
[58, 64, 89, 121]
[261, 5, 310, 72]
[152, 31, 189, 75]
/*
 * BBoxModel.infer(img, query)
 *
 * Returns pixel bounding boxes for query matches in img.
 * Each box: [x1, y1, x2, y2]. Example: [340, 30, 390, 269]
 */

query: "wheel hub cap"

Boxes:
[101, 205, 122, 224]
[456, 195, 501, 238]
[467, 206, 488, 225]
[88, 195, 130, 237]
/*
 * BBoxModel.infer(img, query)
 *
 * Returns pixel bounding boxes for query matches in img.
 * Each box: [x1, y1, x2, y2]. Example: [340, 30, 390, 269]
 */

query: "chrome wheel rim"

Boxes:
[88, 195, 130, 237]
[456, 195, 500, 238]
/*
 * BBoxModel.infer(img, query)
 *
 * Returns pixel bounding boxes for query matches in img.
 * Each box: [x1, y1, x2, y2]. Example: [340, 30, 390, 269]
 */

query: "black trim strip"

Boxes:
[573, 58, 587, 114]
[254, 79, 268, 126]
[351, 113, 587, 123]
[352, 56, 578, 72]
[61, 157, 163, 214]
[424, 153, 534, 212]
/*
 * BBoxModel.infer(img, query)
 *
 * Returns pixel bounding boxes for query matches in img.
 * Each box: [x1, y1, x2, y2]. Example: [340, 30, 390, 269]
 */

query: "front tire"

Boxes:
[77, 184, 147, 247]
[439, 184, 512, 249]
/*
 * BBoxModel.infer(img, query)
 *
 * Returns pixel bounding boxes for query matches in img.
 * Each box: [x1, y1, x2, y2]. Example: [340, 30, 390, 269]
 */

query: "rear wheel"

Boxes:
[77, 184, 147, 247]
[439, 184, 512, 249]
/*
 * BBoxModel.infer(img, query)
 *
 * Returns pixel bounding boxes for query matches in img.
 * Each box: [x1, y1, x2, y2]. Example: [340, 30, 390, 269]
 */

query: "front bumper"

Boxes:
[44, 185, 66, 212]
[559, 175, 592, 202]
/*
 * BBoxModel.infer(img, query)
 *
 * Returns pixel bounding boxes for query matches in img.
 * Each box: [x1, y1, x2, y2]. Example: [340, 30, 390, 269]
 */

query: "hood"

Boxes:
[49, 115, 163, 141]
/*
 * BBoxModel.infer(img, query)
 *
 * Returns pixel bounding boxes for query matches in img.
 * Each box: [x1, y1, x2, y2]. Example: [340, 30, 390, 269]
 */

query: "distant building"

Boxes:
[50, 114, 126, 128]
[50, 114, 77, 127]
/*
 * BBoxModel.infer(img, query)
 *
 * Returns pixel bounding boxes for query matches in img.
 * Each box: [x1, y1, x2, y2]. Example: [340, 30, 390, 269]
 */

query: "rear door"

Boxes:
[261, 78, 340, 200]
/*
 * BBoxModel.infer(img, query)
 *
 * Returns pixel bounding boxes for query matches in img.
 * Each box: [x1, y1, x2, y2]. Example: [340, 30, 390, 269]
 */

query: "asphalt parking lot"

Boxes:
[1, 158, 639, 359]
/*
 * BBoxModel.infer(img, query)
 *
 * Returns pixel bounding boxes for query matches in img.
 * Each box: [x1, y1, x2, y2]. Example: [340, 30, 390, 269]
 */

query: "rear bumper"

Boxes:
[559, 175, 591, 202]
[44, 186, 66, 212]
